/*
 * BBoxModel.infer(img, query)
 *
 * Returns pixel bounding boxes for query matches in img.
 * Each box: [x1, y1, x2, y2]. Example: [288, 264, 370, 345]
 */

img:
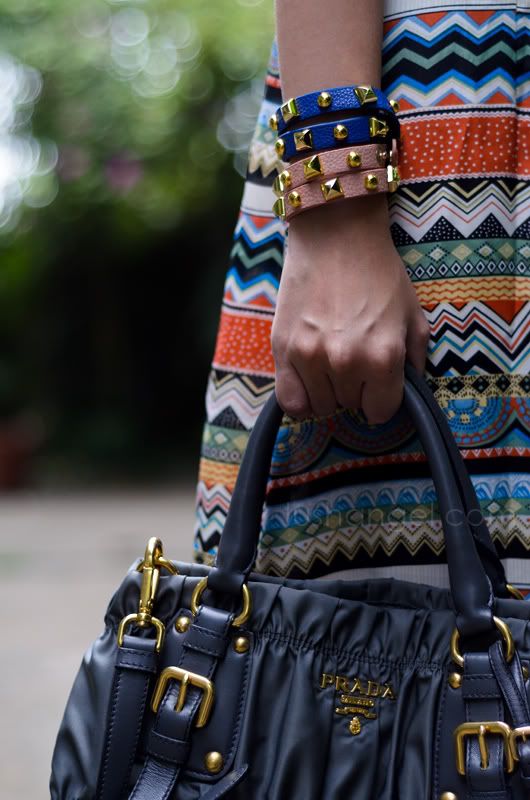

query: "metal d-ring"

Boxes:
[191, 577, 252, 628]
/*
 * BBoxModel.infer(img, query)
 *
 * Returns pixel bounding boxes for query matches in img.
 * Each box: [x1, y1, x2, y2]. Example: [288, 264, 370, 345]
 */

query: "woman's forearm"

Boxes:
[274, 0, 384, 99]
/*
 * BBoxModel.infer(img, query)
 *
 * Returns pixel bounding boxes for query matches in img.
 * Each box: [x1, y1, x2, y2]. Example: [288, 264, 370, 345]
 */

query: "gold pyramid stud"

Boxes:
[364, 173, 379, 191]
[354, 85, 377, 105]
[277, 169, 292, 191]
[333, 124, 348, 140]
[281, 98, 299, 123]
[347, 151, 361, 168]
[269, 114, 278, 131]
[303, 154, 323, 179]
[390, 99, 400, 113]
[369, 118, 389, 138]
[288, 190, 302, 208]
[275, 138, 285, 157]
[294, 128, 313, 151]
[272, 175, 282, 197]
[272, 197, 286, 219]
[321, 177, 344, 202]
[317, 91, 332, 108]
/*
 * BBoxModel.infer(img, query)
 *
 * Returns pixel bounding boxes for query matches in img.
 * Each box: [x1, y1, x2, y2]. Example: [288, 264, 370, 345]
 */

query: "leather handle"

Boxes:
[208, 363, 497, 641]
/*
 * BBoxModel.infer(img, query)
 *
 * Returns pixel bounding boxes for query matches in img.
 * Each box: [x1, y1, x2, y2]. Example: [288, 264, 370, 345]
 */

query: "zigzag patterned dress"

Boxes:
[193, 0, 530, 593]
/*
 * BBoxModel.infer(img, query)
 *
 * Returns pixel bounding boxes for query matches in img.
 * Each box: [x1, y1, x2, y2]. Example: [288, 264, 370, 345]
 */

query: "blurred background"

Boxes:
[0, 0, 274, 795]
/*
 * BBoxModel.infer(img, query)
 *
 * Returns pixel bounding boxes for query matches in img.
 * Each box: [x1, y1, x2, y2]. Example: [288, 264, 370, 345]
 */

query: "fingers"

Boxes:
[405, 311, 431, 374]
[359, 344, 406, 424]
[274, 361, 311, 419]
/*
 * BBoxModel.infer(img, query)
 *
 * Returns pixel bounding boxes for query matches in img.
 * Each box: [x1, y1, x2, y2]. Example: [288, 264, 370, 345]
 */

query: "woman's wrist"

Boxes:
[286, 190, 391, 234]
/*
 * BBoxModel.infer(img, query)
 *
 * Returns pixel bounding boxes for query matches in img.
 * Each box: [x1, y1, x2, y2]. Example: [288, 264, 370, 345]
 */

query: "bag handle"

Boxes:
[207, 363, 499, 642]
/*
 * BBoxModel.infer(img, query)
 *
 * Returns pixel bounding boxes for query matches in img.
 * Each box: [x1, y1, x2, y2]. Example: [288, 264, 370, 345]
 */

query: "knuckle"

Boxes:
[369, 341, 406, 375]
[288, 337, 321, 364]
[328, 340, 356, 374]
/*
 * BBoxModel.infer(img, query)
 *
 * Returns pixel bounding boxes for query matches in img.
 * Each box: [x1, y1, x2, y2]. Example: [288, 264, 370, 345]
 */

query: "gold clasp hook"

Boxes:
[117, 537, 177, 652]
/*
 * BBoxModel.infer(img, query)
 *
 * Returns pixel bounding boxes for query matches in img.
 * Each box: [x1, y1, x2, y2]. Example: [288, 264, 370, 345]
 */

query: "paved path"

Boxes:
[1, 489, 196, 798]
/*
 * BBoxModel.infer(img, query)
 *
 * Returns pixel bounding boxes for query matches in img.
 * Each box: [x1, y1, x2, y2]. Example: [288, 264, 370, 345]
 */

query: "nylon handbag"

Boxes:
[50, 363, 530, 799]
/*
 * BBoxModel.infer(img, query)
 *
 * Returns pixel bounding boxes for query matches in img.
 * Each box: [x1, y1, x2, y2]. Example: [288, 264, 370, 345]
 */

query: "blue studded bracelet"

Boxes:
[274, 113, 396, 162]
[270, 85, 399, 136]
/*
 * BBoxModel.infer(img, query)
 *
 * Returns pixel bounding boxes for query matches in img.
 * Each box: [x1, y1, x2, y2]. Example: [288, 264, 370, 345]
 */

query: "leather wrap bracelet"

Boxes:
[275, 113, 397, 161]
[273, 166, 396, 222]
[270, 85, 398, 135]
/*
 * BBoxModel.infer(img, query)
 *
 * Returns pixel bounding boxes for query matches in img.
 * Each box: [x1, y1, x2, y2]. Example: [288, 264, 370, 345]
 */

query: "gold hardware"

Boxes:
[287, 190, 302, 208]
[175, 615, 191, 634]
[303, 154, 323, 179]
[369, 117, 389, 138]
[273, 170, 291, 197]
[317, 91, 332, 108]
[151, 666, 214, 728]
[451, 617, 514, 668]
[376, 145, 388, 167]
[507, 583, 525, 600]
[321, 177, 344, 202]
[454, 721, 515, 775]
[268, 114, 278, 131]
[117, 537, 177, 653]
[274, 138, 285, 157]
[191, 577, 252, 628]
[272, 197, 286, 220]
[204, 751, 224, 774]
[347, 150, 361, 168]
[281, 97, 299, 123]
[390, 99, 400, 112]
[387, 164, 400, 192]
[294, 129, 313, 151]
[364, 173, 378, 191]
[448, 672, 462, 689]
[509, 725, 530, 761]
[440, 793, 458, 800]
[333, 124, 348, 140]
[354, 85, 377, 105]
[523, 665, 529, 681]
[272, 176, 281, 197]
[234, 636, 250, 653]
[349, 717, 362, 736]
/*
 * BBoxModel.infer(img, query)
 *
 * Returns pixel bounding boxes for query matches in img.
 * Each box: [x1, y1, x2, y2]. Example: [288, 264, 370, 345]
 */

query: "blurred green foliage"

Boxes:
[0, 0, 274, 484]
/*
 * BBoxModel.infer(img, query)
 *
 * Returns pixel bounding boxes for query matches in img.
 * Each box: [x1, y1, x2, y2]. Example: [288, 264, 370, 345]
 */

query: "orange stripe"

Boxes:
[213, 309, 275, 375]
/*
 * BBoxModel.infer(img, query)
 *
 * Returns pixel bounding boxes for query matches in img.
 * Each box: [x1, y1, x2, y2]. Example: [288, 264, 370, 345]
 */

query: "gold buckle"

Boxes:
[451, 616, 514, 668]
[509, 725, 530, 762]
[117, 537, 177, 652]
[506, 583, 525, 600]
[455, 721, 515, 775]
[151, 666, 215, 728]
[190, 577, 252, 628]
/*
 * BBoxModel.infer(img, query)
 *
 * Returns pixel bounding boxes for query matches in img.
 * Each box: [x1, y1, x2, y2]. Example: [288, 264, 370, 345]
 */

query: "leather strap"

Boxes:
[274, 84, 397, 135]
[462, 652, 510, 798]
[490, 641, 530, 787]
[96, 635, 158, 800]
[278, 111, 395, 160]
[128, 606, 234, 800]
[277, 142, 390, 190]
[277, 166, 391, 222]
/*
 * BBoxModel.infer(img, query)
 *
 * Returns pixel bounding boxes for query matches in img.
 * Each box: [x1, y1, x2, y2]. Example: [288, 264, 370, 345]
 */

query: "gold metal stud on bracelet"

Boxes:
[281, 97, 299, 123]
[390, 99, 400, 113]
[205, 752, 224, 774]
[294, 129, 313, 151]
[272, 197, 286, 220]
[354, 85, 377, 105]
[321, 177, 344, 202]
[317, 91, 332, 108]
[387, 165, 400, 192]
[303, 154, 322, 179]
[273, 169, 292, 195]
[269, 114, 278, 131]
[364, 173, 379, 191]
[274, 138, 285, 157]
[288, 190, 302, 208]
[333, 124, 348, 140]
[347, 150, 361, 168]
[376, 145, 388, 167]
[369, 117, 389, 138]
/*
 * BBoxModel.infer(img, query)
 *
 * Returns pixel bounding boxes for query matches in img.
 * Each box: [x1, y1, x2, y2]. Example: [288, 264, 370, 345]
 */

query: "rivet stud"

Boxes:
[317, 91, 332, 108]
[275, 138, 285, 157]
[204, 752, 224, 774]
[234, 636, 250, 653]
[364, 173, 378, 191]
[440, 793, 458, 800]
[288, 191, 302, 208]
[333, 124, 348, 140]
[347, 151, 361, 168]
[175, 616, 191, 634]
[448, 672, 462, 689]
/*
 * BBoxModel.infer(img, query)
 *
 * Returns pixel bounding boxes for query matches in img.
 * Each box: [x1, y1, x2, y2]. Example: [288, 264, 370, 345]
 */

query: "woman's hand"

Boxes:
[271, 193, 430, 423]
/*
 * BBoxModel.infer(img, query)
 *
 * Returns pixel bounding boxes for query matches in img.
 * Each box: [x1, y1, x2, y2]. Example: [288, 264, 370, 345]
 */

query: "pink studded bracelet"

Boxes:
[273, 166, 395, 222]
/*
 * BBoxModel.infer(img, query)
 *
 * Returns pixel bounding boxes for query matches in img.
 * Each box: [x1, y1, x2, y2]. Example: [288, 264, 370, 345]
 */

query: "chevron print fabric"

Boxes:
[193, 3, 530, 593]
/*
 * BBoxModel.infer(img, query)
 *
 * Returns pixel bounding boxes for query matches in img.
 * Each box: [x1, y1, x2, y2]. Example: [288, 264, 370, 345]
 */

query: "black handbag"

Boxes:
[50, 363, 530, 799]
